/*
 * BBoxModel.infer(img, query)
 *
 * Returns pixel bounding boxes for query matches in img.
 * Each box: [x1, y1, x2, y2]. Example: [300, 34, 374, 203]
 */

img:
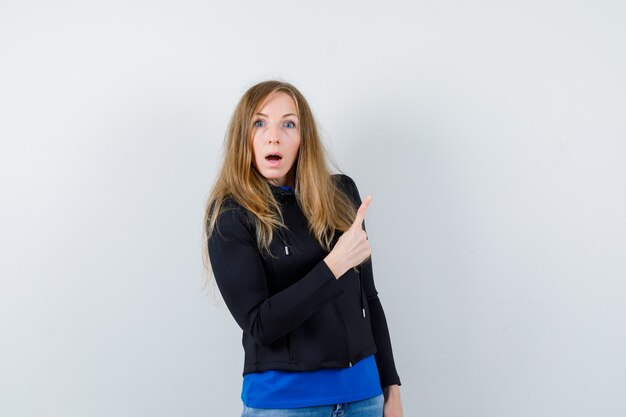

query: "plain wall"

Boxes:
[1, 1, 624, 416]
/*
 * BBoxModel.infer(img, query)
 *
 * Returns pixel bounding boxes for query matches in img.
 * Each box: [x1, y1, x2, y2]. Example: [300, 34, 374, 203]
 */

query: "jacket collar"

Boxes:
[268, 182, 295, 197]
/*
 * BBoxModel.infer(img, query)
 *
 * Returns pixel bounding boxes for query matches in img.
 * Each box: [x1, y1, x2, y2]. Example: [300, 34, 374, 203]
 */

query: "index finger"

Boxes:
[351, 195, 372, 229]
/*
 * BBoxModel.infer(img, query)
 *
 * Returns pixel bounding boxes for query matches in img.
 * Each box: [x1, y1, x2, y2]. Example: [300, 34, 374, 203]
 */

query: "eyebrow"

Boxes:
[255, 112, 298, 118]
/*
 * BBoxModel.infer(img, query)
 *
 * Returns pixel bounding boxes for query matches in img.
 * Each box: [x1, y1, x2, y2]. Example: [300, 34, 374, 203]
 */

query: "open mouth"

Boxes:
[265, 153, 283, 161]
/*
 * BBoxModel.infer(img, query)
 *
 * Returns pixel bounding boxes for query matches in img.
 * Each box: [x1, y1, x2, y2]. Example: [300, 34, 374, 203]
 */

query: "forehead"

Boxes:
[257, 91, 298, 115]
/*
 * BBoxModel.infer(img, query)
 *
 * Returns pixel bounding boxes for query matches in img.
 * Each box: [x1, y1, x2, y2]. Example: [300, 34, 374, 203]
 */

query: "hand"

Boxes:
[383, 384, 404, 417]
[323, 195, 372, 279]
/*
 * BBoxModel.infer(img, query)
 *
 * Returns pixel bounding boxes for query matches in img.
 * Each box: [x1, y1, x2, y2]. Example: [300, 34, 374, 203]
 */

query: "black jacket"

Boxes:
[207, 174, 401, 388]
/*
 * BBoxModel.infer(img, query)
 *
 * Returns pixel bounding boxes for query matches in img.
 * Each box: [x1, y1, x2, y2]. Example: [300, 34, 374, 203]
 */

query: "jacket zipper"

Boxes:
[330, 299, 353, 367]
[276, 189, 359, 366]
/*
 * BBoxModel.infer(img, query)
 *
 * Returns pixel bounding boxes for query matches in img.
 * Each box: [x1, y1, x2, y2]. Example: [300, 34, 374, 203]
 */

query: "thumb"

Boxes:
[351, 195, 372, 230]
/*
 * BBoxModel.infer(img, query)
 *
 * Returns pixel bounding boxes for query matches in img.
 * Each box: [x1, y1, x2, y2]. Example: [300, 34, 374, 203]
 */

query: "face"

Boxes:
[251, 91, 301, 187]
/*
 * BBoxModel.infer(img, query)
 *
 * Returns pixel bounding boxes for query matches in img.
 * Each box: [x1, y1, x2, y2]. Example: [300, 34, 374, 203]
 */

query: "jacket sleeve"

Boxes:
[207, 203, 344, 347]
[341, 174, 402, 388]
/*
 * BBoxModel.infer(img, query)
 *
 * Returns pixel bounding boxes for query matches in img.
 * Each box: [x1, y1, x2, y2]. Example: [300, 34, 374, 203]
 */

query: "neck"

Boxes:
[267, 172, 296, 188]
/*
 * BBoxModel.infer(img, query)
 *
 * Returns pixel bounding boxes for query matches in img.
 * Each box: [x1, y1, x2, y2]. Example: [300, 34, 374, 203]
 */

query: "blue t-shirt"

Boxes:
[241, 184, 383, 408]
[242, 354, 383, 408]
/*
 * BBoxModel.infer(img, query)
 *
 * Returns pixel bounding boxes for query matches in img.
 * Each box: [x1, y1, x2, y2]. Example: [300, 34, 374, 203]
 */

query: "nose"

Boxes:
[266, 123, 280, 143]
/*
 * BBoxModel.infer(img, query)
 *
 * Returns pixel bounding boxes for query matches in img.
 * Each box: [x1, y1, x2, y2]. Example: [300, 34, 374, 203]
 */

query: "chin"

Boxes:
[258, 171, 283, 181]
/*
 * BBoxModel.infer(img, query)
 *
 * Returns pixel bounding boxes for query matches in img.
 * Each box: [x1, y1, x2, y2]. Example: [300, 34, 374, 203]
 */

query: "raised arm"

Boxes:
[208, 203, 344, 346]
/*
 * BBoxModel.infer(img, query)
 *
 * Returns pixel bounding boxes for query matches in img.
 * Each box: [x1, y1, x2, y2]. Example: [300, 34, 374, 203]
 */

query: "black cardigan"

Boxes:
[208, 174, 401, 388]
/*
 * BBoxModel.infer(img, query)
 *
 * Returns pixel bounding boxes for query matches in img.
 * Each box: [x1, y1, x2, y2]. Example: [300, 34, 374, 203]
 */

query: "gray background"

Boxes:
[1, 1, 624, 416]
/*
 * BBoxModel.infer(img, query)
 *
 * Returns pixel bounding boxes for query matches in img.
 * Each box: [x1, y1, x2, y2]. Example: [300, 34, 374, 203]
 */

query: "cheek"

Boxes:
[288, 130, 300, 148]
[251, 135, 262, 160]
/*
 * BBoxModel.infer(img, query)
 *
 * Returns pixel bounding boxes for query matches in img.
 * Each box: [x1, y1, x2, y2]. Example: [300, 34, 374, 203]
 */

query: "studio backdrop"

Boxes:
[0, 1, 624, 416]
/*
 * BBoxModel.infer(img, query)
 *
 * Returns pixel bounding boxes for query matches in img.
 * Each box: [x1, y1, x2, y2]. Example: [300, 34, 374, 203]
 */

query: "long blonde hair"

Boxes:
[201, 80, 358, 294]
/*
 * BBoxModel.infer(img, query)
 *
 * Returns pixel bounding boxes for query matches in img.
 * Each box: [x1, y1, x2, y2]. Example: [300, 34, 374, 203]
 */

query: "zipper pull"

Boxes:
[285, 245, 289, 255]
[349, 361, 353, 367]
[362, 308, 366, 318]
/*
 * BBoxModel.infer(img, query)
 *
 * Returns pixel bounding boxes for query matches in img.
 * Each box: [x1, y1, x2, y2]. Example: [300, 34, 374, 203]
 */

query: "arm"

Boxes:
[208, 203, 344, 347]
[341, 174, 402, 389]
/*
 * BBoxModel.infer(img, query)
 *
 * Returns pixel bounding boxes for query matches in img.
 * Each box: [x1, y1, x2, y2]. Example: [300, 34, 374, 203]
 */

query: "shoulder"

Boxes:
[332, 173, 360, 199]
[211, 197, 255, 237]
[332, 173, 356, 191]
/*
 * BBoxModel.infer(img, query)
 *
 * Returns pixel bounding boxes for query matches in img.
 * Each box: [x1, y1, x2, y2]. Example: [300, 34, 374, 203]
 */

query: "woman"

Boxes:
[203, 80, 404, 417]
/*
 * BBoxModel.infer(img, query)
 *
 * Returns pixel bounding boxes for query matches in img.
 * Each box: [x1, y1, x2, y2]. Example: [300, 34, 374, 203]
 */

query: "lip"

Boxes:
[264, 152, 283, 159]
[265, 159, 282, 168]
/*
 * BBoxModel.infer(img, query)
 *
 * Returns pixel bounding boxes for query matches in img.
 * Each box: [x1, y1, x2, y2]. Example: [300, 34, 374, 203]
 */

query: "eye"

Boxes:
[253, 120, 265, 128]
[284, 121, 296, 128]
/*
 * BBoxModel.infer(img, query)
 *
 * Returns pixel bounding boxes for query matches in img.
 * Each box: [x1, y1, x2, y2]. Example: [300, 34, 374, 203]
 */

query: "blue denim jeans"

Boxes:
[241, 393, 384, 417]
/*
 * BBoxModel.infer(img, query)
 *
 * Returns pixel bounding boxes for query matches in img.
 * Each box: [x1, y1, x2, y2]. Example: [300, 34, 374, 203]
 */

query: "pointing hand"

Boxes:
[324, 195, 373, 279]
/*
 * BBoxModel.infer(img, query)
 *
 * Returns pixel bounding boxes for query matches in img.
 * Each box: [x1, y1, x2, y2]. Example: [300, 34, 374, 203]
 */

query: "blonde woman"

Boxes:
[203, 80, 403, 417]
